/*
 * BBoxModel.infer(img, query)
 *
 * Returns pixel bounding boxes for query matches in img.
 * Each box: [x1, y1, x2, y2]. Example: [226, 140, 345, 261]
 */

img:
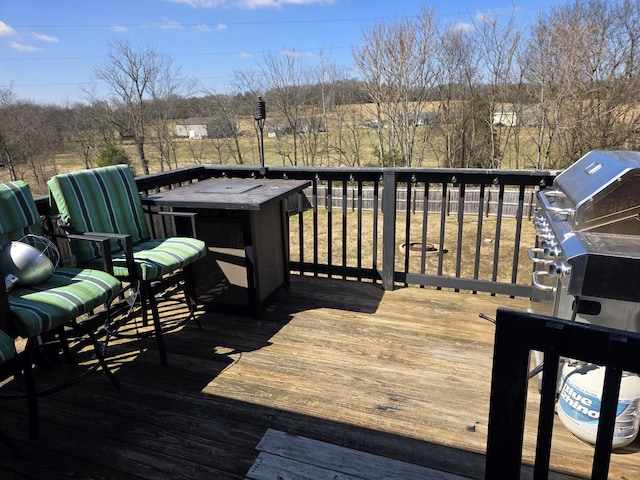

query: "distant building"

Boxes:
[175, 117, 208, 139]
[493, 106, 541, 128]
[175, 117, 236, 139]
[415, 111, 441, 127]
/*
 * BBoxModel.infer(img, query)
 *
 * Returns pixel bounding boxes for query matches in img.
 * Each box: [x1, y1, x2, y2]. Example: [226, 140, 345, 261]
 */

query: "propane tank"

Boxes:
[557, 361, 640, 448]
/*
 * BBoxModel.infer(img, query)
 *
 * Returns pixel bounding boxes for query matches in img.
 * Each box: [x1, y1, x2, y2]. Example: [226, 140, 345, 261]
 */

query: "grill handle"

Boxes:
[539, 190, 574, 216]
[528, 247, 548, 264]
[532, 270, 557, 292]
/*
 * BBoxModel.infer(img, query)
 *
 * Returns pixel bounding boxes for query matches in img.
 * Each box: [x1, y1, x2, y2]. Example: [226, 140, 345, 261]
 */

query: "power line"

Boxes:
[7, 5, 554, 30]
[0, 45, 355, 62]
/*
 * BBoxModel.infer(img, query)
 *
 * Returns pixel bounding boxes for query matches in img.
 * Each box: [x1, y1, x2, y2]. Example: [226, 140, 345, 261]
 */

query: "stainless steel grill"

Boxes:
[530, 150, 640, 330]
[529, 151, 640, 447]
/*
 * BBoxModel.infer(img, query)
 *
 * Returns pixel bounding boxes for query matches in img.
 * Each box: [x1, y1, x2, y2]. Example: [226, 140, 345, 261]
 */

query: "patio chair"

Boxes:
[0, 180, 123, 439]
[48, 165, 207, 366]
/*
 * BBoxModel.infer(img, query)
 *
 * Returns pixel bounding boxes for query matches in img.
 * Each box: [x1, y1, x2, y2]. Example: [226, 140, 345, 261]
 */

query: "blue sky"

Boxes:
[1, 0, 558, 105]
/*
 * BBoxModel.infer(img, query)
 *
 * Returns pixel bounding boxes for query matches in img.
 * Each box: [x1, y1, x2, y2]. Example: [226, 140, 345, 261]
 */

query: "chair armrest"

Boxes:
[46, 228, 117, 273]
[66, 234, 115, 274]
[156, 210, 198, 237]
[50, 226, 136, 279]
[74, 232, 137, 280]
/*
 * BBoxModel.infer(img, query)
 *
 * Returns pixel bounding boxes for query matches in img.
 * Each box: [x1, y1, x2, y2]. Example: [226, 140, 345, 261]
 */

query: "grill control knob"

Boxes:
[536, 233, 556, 248]
[544, 245, 561, 258]
[534, 215, 549, 230]
[536, 229, 553, 240]
[548, 261, 571, 277]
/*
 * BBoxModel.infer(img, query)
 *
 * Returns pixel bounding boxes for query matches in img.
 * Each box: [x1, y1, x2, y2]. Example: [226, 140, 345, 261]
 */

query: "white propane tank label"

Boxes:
[558, 362, 640, 448]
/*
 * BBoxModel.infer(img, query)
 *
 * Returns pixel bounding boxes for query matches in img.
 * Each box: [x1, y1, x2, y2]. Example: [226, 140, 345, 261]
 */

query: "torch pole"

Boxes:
[255, 96, 266, 178]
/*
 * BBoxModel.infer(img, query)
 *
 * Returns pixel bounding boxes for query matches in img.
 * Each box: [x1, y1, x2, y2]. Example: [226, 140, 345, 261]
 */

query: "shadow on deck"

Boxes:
[1, 276, 637, 479]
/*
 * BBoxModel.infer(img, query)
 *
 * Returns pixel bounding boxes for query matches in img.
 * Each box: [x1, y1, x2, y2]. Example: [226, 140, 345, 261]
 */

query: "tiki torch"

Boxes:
[255, 96, 266, 177]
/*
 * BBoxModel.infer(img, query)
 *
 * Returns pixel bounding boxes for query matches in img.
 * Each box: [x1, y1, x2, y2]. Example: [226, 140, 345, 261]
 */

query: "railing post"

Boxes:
[382, 169, 397, 291]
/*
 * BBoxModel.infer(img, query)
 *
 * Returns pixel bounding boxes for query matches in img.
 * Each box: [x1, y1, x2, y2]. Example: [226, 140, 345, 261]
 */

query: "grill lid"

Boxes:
[545, 150, 640, 234]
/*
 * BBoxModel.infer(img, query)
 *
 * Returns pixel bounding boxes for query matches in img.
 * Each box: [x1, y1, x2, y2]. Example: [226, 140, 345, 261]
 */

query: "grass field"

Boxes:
[289, 208, 536, 287]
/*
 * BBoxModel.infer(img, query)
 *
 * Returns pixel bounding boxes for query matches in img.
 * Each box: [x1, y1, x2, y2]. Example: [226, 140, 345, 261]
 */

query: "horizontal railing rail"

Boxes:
[126, 164, 558, 298]
[315, 184, 537, 219]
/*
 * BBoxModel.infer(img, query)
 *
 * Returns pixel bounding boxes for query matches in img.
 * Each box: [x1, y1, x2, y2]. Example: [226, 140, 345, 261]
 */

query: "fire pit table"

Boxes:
[143, 177, 310, 315]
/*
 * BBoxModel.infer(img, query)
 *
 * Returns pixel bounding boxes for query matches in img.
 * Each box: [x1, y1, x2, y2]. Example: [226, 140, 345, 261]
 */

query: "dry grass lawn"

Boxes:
[289, 209, 535, 287]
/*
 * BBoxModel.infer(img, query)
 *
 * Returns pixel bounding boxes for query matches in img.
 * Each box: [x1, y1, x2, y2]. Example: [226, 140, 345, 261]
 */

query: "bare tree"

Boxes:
[229, 69, 262, 166]
[353, 7, 440, 167]
[474, 11, 522, 168]
[0, 86, 60, 188]
[93, 38, 165, 175]
[0, 86, 21, 180]
[258, 50, 312, 166]
[148, 60, 197, 171]
[65, 101, 115, 169]
[328, 73, 366, 167]
[198, 93, 246, 165]
[352, 23, 387, 164]
[435, 24, 478, 168]
[522, 0, 640, 168]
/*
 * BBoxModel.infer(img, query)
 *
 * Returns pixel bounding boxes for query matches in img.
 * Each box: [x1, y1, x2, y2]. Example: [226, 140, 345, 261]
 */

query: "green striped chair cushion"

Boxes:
[84, 237, 206, 282]
[0, 180, 43, 246]
[48, 165, 151, 265]
[7, 268, 122, 339]
[0, 329, 17, 365]
[48, 165, 206, 282]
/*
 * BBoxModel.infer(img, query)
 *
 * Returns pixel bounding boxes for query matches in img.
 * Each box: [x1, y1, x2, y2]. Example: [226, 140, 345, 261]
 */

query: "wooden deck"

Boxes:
[1, 275, 639, 479]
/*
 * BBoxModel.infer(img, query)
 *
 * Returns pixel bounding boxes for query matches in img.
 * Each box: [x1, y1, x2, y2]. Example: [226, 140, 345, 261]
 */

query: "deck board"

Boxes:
[246, 429, 468, 480]
[0, 275, 638, 479]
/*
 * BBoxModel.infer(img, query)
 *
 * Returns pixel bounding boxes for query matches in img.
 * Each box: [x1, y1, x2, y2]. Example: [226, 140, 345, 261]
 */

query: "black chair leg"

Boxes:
[57, 326, 75, 365]
[182, 266, 202, 330]
[23, 341, 39, 440]
[143, 283, 168, 367]
[80, 325, 121, 389]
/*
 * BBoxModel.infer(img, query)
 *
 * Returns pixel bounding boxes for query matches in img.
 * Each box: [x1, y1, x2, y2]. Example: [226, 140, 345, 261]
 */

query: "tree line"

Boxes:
[2, 0, 640, 189]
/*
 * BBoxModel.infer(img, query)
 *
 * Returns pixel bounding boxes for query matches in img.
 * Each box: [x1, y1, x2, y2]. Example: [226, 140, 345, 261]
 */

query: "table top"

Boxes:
[142, 177, 310, 210]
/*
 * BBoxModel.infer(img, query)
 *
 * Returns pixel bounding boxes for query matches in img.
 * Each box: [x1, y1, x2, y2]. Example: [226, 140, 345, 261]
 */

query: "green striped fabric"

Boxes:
[84, 236, 206, 281]
[48, 165, 151, 264]
[48, 165, 206, 281]
[0, 180, 43, 246]
[0, 329, 16, 365]
[7, 267, 122, 339]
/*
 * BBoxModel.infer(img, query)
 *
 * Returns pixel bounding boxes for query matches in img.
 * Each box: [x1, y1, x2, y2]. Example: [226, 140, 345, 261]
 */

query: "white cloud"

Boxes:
[453, 22, 473, 32]
[9, 41, 42, 52]
[282, 49, 313, 58]
[216, 23, 227, 30]
[142, 19, 184, 29]
[282, 49, 302, 57]
[167, 0, 335, 9]
[167, 0, 226, 6]
[0, 21, 16, 36]
[240, 51, 252, 58]
[111, 25, 128, 32]
[156, 19, 184, 29]
[237, 0, 335, 7]
[32, 33, 59, 43]
[474, 12, 494, 23]
[195, 24, 211, 32]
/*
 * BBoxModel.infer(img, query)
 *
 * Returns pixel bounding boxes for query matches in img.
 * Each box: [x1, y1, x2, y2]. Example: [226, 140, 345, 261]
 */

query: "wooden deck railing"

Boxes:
[38, 164, 557, 298]
[135, 165, 557, 297]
